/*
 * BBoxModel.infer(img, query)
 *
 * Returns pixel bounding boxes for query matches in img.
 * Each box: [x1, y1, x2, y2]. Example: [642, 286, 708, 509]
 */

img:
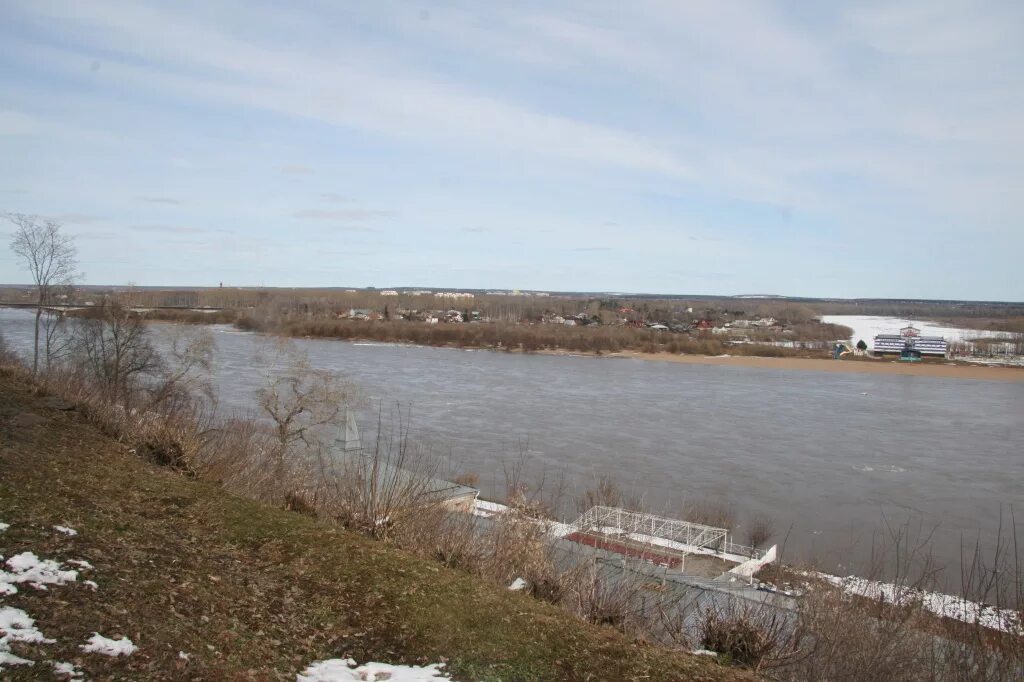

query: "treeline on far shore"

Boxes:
[131, 307, 846, 358]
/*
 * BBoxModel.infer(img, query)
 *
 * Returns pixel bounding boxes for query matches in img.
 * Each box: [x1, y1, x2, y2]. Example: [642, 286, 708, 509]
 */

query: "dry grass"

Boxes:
[0, 371, 746, 681]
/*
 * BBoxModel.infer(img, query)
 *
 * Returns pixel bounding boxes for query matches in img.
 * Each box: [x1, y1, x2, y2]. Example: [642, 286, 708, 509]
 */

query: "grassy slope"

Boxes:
[0, 374, 746, 681]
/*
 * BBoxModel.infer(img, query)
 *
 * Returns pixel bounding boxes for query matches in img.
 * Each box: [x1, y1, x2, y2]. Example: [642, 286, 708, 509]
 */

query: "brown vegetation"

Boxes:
[2, 314, 1021, 679]
[0, 374, 743, 681]
[238, 315, 826, 358]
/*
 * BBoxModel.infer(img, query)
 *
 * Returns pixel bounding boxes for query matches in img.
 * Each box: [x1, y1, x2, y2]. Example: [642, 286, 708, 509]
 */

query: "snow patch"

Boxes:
[53, 525, 78, 537]
[51, 660, 84, 678]
[0, 649, 34, 668]
[0, 607, 54, 645]
[0, 522, 9, 532]
[0, 552, 78, 594]
[81, 633, 137, 656]
[83, 580, 98, 591]
[67, 560, 93, 570]
[820, 315, 1013, 346]
[0, 606, 55, 670]
[508, 577, 528, 591]
[297, 658, 450, 681]
[813, 572, 1023, 635]
[692, 649, 718, 657]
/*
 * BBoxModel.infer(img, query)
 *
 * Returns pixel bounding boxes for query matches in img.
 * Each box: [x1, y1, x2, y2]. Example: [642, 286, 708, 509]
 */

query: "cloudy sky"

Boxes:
[1, 0, 1021, 298]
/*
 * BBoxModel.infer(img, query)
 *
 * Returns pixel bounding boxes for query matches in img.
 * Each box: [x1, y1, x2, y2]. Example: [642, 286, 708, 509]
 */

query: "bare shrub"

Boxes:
[564, 557, 684, 638]
[314, 405, 444, 541]
[73, 302, 162, 406]
[685, 497, 737, 530]
[745, 514, 777, 549]
[417, 507, 487, 571]
[452, 471, 479, 487]
[483, 506, 559, 597]
[697, 598, 803, 670]
[577, 473, 640, 514]
[501, 446, 566, 520]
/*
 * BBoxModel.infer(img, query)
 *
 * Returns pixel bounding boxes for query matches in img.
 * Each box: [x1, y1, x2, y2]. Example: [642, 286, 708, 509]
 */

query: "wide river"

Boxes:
[2, 308, 1022, 580]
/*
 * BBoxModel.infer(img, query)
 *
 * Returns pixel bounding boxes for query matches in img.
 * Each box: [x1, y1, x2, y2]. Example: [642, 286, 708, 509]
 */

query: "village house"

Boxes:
[346, 308, 373, 320]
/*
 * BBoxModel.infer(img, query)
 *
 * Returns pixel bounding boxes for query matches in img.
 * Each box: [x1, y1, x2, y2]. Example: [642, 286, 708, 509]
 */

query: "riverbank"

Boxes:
[175, 317, 1024, 382]
[609, 350, 1024, 381]
[0, 371, 742, 681]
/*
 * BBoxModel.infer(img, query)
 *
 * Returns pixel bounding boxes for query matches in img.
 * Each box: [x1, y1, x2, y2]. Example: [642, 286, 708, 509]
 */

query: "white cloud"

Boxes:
[1, 0, 1021, 296]
[7, 0, 692, 180]
[292, 209, 393, 221]
[0, 109, 43, 136]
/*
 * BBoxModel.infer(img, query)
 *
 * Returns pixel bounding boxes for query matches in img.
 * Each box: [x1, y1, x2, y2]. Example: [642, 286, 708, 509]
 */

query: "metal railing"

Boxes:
[570, 506, 729, 552]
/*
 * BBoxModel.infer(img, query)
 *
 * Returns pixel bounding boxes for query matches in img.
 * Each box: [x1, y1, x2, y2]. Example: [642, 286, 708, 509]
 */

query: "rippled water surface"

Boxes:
[3, 307, 1022, 577]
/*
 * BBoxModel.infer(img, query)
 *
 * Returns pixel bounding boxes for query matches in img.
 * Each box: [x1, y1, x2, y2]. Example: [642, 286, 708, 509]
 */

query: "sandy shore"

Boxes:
[607, 351, 1024, 381]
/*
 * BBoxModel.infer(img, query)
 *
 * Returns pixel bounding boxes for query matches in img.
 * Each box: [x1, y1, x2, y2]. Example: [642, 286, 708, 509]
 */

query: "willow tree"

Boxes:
[7, 213, 78, 374]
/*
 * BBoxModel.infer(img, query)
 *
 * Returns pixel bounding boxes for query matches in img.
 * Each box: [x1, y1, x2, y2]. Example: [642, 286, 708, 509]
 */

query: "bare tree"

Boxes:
[74, 303, 162, 405]
[41, 310, 74, 372]
[147, 326, 216, 409]
[7, 213, 78, 375]
[41, 282, 77, 371]
[253, 339, 356, 474]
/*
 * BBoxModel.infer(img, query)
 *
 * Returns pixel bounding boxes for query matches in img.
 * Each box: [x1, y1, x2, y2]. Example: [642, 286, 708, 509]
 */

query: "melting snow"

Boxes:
[508, 577, 528, 591]
[83, 580, 98, 591]
[298, 659, 450, 681]
[819, 315, 1014, 345]
[51, 660, 84, 678]
[814, 573, 1023, 635]
[53, 525, 78, 537]
[0, 606, 56, 670]
[67, 560, 93, 570]
[0, 552, 78, 594]
[0, 522, 9, 532]
[81, 633, 137, 656]
[0, 648, 34, 668]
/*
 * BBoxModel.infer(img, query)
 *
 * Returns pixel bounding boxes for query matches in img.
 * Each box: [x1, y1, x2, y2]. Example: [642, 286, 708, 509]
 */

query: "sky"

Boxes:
[0, 0, 1022, 299]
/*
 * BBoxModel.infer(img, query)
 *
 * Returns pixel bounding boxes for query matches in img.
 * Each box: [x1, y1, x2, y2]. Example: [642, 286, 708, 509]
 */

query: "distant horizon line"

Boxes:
[0, 283, 1021, 306]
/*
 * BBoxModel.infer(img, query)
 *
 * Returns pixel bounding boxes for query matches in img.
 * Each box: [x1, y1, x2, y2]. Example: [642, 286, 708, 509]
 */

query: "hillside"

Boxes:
[0, 374, 746, 681]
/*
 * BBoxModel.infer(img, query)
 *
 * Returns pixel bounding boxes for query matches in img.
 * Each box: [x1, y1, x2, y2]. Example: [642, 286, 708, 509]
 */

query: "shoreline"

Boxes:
[219, 323, 1024, 382]
[329, 337, 1024, 381]
[4, 306, 1022, 381]
[608, 350, 1024, 381]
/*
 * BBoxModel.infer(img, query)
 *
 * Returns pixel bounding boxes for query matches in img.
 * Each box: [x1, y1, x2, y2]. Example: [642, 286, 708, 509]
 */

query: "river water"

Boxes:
[2, 307, 1022, 579]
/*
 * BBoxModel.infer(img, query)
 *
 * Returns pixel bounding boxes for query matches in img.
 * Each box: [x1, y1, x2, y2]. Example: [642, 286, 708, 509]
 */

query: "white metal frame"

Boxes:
[570, 506, 729, 552]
